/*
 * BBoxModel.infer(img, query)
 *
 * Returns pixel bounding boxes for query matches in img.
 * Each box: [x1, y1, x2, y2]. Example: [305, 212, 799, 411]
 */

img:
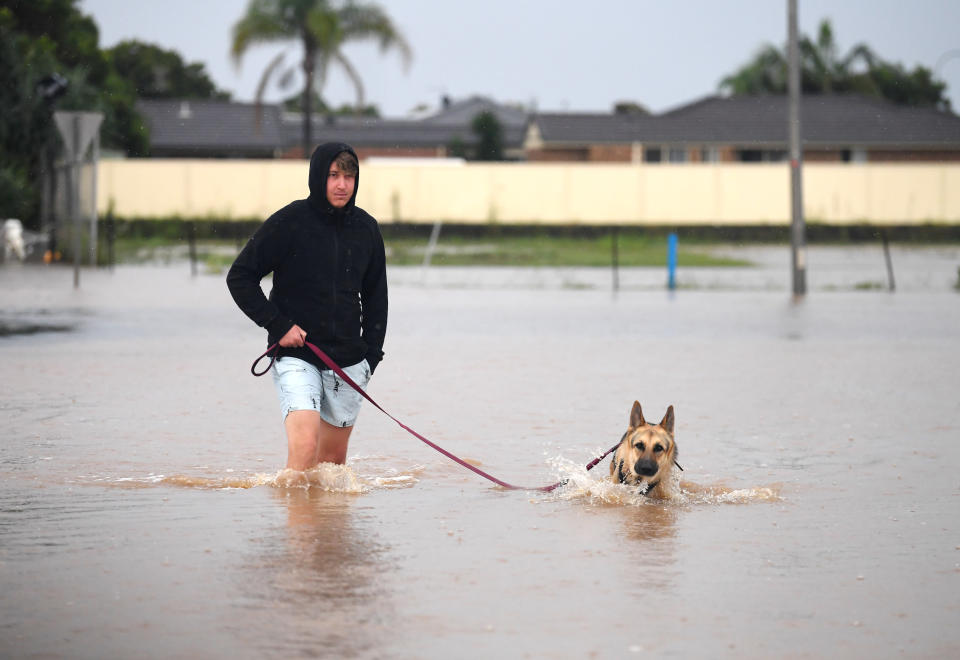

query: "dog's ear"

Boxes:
[630, 401, 646, 428]
[659, 405, 675, 434]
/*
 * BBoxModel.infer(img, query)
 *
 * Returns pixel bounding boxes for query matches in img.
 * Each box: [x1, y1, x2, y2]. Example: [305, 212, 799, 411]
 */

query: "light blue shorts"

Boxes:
[271, 356, 372, 428]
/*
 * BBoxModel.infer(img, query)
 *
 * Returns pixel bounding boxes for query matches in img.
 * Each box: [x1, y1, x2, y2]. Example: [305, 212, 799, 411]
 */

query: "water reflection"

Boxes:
[622, 502, 680, 544]
[237, 489, 395, 657]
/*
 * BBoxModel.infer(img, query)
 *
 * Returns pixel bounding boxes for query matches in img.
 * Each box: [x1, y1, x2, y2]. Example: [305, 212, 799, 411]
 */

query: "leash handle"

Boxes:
[249, 340, 619, 492]
[251, 343, 280, 377]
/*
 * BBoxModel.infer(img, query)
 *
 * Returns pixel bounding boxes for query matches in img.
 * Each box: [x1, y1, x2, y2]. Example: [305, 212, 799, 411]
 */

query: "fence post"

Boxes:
[188, 221, 198, 277]
[611, 226, 620, 293]
[881, 230, 896, 292]
[105, 210, 115, 269]
[667, 232, 678, 290]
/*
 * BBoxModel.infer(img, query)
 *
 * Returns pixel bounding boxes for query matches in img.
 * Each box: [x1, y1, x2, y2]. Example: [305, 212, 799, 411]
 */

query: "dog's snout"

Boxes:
[634, 459, 659, 477]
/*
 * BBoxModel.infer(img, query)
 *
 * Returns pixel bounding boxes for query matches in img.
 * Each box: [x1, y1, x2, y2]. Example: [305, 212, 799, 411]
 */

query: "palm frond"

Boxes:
[337, 3, 412, 69]
[255, 51, 287, 101]
[231, 0, 296, 64]
[331, 49, 365, 109]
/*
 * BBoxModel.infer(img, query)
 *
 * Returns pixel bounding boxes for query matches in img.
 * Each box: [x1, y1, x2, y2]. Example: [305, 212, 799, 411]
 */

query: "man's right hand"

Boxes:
[279, 324, 307, 348]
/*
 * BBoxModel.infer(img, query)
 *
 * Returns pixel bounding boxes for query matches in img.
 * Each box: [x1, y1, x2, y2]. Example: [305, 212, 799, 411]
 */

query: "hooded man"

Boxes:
[227, 142, 387, 472]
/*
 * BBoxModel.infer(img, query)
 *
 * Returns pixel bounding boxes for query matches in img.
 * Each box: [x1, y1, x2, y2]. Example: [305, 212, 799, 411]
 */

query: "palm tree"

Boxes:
[798, 20, 875, 94]
[718, 44, 786, 95]
[719, 19, 875, 96]
[231, 0, 412, 157]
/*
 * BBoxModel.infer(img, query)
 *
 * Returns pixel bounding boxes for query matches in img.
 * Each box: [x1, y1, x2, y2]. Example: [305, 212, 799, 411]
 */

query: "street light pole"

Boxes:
[788, 0, 806, 297]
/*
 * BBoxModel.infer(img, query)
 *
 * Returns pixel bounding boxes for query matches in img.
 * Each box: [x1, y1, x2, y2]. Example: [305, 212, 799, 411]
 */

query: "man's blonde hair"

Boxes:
[334, 151, 358, 176]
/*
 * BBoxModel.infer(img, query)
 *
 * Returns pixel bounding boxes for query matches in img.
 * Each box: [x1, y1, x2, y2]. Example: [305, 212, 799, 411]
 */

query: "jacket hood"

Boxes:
[307, 142, 360, 217]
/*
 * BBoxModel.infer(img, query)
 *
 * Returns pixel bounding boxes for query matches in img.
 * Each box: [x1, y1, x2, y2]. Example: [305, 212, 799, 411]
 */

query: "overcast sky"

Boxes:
[80, 0, 960, 117]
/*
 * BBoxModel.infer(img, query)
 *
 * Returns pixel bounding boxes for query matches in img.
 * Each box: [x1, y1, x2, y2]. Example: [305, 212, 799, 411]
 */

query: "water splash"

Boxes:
[544, 453, 780, 506]
[86, 459, 424, 493]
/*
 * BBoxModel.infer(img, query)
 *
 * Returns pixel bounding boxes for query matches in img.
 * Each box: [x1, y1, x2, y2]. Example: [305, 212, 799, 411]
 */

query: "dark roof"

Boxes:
[659, 94, 960, 146]
[138, 97, 528, 155]
[531, 94, 960, 148]
[528, 113, 657, 144]
[136, 99, 283, 155]
[281, 112, 526, 149]
[421, 95, 529, 128]
[140, 93, 960, 156]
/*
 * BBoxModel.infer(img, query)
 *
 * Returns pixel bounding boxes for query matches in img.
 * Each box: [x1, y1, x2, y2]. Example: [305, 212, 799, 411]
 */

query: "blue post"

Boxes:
[667, 232, 678, 290]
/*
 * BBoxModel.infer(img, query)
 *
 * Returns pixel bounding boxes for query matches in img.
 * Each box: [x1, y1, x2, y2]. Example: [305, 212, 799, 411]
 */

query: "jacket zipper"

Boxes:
[331, 220, 339, 339]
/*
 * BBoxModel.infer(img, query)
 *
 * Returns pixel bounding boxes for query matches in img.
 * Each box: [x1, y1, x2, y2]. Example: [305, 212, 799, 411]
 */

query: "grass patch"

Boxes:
[103, 231, 750, 270]
[384, 234, 749, 267]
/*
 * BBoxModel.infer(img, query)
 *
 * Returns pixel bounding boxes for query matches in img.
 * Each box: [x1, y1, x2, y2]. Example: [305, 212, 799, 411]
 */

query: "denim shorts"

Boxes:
[271, 356, 372, 428]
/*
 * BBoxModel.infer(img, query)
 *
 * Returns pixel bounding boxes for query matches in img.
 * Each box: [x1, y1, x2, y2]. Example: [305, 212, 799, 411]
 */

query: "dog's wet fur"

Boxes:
[610, 402, 678, 498]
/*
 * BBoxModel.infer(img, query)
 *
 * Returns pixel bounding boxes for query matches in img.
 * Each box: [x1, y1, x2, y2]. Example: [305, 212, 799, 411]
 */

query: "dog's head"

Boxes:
[610, 401, 677, 493]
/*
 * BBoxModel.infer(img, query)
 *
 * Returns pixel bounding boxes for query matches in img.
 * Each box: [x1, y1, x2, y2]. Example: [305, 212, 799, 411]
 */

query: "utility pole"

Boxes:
[788, 0, 806, 296]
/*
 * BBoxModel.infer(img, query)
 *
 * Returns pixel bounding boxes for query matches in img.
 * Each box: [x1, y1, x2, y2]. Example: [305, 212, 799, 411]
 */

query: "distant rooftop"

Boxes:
[136, 99, 284, 156]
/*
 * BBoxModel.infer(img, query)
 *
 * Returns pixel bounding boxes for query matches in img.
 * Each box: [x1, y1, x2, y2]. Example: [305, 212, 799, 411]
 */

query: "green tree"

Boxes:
[280, 90, 379, 116]
[719, 19, 950, 111]
[447, 135, 468, 159]
[0, 0, 150, 159]
[0, 0, 109, 86]
[0, 11, 58, 222]
[107, 40, 231, 100]
[231, 0, 412, 158]
[471, 111, 504, 161]
[613, 100, 649, 115]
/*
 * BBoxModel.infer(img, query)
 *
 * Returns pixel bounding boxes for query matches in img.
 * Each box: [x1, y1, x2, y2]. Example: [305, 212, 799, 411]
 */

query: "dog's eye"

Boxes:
[653, 444, 664, 453]
[634, 442, 645, 452]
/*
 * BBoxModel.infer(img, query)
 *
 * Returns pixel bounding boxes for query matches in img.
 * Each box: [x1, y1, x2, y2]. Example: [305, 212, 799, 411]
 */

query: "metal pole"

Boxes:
[71, 114, 81, 289]
[89, 129, 100, 266]
[788, 0, 806, 297]
[40, 146, 54, 258]
[881, 230, 895, 291]
[667, 232, 678, 290]
[611, 226, 620, 293]
[423, 220, 442, 268]
[188, 221, 198, 277]
[106, 209, 115, 269]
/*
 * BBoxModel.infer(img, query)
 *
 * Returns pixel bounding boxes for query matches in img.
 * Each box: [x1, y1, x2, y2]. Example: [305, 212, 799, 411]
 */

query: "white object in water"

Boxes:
[3, 219, 25, 261]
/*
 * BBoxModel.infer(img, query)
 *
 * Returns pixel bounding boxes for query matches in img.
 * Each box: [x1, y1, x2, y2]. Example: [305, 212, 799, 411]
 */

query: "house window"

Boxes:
[668, 147, 687, 163]
[644, 147, 662, 163]
[737, 149, 787, 162]
[849, 147, 867, 163]
[700, 147, 720, 162]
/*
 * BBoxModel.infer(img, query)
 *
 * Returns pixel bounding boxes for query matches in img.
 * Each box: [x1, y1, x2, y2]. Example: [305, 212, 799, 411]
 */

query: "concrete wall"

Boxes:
[97, 159, 960, 225]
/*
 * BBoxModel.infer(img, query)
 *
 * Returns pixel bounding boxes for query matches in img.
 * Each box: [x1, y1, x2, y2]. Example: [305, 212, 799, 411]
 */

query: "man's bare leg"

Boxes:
[284, 410, 353, 470]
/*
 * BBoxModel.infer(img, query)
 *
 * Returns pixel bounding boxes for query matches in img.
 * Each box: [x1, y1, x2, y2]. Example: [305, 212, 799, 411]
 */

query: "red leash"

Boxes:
[251, 341, 618, 492]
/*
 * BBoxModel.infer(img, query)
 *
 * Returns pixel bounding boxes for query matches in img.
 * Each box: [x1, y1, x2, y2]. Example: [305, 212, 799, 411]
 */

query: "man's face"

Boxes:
[326, 162, 356, 208]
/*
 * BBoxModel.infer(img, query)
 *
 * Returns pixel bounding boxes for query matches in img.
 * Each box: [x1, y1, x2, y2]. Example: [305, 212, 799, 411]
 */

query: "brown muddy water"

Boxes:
[1, 247, 959, 659]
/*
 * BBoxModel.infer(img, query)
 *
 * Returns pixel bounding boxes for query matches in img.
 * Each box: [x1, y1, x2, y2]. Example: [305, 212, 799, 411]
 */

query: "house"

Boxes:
[524, 112, 654, 162]
[135, 99, 285, 158]
[137, 93, 960, 164]
[524, 94, 960, 163]
[137, 95, 527, 160]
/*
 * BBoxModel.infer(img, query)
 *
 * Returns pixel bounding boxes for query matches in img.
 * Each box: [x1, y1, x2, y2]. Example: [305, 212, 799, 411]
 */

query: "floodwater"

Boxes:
[1, 245, 958, 659]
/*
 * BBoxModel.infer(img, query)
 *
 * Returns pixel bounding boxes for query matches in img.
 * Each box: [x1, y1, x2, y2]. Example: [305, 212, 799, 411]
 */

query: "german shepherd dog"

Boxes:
[610, 402, 681, 497]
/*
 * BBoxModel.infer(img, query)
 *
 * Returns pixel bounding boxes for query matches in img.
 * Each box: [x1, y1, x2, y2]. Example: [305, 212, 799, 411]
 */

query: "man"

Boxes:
[227, 142, 387, 472]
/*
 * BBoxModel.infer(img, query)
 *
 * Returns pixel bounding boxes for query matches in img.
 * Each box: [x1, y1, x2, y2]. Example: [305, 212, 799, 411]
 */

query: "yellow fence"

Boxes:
[97, 160, 960, 225]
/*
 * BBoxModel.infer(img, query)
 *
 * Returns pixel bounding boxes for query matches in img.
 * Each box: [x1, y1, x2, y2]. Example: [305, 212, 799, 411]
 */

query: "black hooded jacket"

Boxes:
[226, 142, 387, 372]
